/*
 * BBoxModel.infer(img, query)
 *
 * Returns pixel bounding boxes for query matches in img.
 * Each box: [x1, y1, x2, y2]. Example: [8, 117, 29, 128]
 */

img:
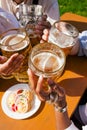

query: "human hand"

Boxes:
[0, 53, 24, 76]
[0, 55, 7, 64]
[27, 69, 66, 108]
[27, 68, 50, 101]
[35, 15, 51, 40]
[47, 79, 66, 108]
[13, 0, 27, 4]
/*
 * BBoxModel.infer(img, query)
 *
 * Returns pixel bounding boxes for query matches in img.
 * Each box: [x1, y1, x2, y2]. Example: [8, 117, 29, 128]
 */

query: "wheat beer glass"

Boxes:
[28, 42, 66, 91]
[0, 28, 32, 82]
[19, 4, 43, 47]
[48, 21, 79, 56]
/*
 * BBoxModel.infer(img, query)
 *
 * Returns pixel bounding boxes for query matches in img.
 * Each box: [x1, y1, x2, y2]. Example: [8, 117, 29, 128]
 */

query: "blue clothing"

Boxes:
[78, 31, 87, 57]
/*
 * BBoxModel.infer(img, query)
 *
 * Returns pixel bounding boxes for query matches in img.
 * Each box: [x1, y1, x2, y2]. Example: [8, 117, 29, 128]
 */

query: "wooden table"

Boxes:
[0, 13, 87, 130]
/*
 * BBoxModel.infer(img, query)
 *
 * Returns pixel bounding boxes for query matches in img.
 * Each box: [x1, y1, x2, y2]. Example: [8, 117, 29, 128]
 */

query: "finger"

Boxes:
[47, 78, 56, 89]
[0, 53, 24, 75]
[36, 76, 50, 101]
[43, 29, 50, 35]
[36, 21, 51, 29]
[39, 15, 47, 21]
[47, 79, 64, 96]
[10, 54, 24, 66]
[42, 29, 49, 41]
[6, 53, 21, 66]
[35, 29, 43, 37]
[40, 39, 46, 43]
[0, 56, 7, 64]
[27, 68, 38, 91]
[54, 85, 66, 97]
[35, 75, 45, 101]
[5, 56, 24, 75]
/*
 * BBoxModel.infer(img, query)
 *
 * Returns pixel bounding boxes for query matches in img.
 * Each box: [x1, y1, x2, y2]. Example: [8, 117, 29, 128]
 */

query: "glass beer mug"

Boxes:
[28, 42, 66, 91]
[19, 4, 43, 47]
[48, 21, 79, 56]
[0, 28, 32, 82]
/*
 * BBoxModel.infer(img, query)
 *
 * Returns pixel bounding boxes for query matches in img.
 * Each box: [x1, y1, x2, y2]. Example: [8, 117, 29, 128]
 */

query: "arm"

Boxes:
[55, 110, 71, 130]
[42, 0, 60, 25]
[47, 79, 72, 130]
[77, 31, 87, 56]
[27, 69, 79, 130]
[0, 8, 19, 32]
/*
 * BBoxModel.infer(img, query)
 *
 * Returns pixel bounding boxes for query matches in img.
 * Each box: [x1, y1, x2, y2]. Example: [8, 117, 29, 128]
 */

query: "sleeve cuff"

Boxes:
[65, 121, 79, 130]
[78, 31, 87, 57]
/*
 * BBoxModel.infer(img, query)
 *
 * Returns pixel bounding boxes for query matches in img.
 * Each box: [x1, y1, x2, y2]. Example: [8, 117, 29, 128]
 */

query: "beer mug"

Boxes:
[48, 21, 79, 56]
[19, 4, 43, 47]
[0, 28, 32, 82]
[28, 42, 66, 91]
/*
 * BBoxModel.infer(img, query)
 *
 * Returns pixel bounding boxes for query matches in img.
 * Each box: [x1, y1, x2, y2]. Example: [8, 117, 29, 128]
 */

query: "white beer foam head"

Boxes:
[32, 52, 65, 72]
[1, 34, 29, 51]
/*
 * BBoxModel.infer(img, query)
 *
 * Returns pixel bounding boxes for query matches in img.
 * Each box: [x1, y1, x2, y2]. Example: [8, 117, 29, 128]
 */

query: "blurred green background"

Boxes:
[58, 0, 87, 17]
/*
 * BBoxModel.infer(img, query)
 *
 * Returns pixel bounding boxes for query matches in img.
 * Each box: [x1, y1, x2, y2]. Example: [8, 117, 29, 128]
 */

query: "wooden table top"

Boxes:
[0, 13, 87, 130]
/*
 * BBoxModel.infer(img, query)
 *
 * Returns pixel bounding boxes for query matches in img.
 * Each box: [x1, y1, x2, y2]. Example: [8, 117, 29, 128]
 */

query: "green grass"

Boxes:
[58, 0, 87, 17]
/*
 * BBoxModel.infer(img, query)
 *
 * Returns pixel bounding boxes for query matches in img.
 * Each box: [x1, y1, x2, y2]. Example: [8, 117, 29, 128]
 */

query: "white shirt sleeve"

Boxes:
[82, 125, 87, 130]
[0, 8, 19, 33]
[46, 1, 60, 25]
[78, 31, 87, 57]
[40, 0, 60, 25]
[64, 121, 79, 130]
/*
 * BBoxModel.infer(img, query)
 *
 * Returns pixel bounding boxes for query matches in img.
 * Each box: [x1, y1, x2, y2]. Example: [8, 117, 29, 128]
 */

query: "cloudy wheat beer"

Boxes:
[29, 42, 66, 91]
[0, 28, 32, 82]
[48, 21, 79, 56]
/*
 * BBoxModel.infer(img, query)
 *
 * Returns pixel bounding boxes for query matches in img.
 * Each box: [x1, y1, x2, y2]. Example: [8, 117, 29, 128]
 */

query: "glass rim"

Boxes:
[19, 4, 43, 14]
[29, 42, 66, 74]
[54, 21, 79, 38]
[0, 28, 29, 48]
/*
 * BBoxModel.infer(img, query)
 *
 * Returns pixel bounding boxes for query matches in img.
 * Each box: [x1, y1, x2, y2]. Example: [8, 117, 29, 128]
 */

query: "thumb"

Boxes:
[0, 56, 7, 64]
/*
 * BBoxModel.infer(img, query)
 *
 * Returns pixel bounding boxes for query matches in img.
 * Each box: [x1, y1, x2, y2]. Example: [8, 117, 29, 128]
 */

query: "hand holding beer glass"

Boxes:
[48, 21, 79, 56]
[28, 42, 66, 91]
[19, 4, 43, 47]
[0, 28, 32, 82]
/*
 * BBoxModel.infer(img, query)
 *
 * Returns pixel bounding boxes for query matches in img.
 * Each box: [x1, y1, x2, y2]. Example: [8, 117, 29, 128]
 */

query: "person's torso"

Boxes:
[0, 0, 60, 24]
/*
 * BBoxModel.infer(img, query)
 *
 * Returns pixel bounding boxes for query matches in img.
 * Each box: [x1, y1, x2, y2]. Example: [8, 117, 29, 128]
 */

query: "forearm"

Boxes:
[55, 109, 71, 130]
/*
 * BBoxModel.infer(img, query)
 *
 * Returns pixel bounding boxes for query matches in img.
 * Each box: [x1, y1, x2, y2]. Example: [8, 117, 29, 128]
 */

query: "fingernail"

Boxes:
[39, 75, 43, 80]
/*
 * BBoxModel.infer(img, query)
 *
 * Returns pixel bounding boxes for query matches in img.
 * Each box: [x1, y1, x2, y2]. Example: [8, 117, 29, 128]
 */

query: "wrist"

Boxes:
[54, 104, 67, 113]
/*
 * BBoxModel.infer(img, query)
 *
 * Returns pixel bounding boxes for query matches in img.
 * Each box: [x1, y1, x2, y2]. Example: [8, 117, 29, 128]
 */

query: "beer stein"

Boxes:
[0, 28, 32, 82]
[28, 42, 66, 90]
[19, 4, 43, 47]
[48, 21, 79, 56]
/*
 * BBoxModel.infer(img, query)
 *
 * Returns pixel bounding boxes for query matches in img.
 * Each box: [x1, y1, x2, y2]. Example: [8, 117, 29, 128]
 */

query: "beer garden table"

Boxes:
[0, 13, 87, 130]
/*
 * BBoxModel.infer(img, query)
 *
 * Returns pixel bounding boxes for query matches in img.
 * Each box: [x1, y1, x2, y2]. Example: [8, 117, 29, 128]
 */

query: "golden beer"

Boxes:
[28, 42, 66, 90]
[48, 21, 79, 56]
[0, 28, 32, 82]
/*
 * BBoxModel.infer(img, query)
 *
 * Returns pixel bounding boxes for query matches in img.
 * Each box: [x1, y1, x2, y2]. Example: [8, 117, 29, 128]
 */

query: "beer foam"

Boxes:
[32, 52, 64, 72]
[1, 34, 29, 51]
[49, 29, 74, 48]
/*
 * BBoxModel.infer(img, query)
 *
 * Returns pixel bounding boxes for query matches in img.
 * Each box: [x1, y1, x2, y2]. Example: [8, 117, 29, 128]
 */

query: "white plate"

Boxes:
[1, 83, 41, 120]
